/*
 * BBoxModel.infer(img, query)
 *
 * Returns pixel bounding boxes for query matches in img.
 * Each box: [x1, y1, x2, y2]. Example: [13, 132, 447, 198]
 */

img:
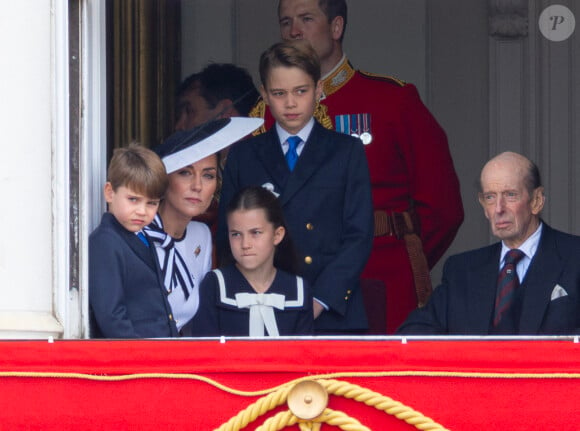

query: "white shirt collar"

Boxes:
[276, 117, 315, 146]
[321, 54, 347, 81]
[500, 222, 543, 264]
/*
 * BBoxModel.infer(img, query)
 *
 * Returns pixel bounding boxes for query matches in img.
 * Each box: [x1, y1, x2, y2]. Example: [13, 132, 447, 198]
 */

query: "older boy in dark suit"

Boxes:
[218, 40, 373, 332]
[250, 0, 465, 334]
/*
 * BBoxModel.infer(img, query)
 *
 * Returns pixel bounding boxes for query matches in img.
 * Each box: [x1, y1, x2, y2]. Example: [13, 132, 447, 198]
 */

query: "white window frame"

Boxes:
[52, 0, 71, 338]
[53, 0, 107, 338]
[79, 0, 108, 337]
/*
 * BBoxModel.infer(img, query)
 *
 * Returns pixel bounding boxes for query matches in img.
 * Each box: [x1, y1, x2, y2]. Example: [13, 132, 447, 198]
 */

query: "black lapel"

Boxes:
[467, 244, 501, 333]
[519, 225, 564, 333]
[106, 213, 158, 271]
[254, 128, 291, 192]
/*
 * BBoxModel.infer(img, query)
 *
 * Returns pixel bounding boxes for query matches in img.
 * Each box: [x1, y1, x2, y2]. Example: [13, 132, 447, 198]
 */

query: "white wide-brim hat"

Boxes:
[154, 117, 263, 174]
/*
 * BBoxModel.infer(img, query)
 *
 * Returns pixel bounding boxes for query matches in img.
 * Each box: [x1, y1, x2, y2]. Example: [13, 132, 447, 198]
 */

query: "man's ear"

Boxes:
[331, 16, 345, 41]
[104, 182, 114, 203]
[530, 187, 545, 215]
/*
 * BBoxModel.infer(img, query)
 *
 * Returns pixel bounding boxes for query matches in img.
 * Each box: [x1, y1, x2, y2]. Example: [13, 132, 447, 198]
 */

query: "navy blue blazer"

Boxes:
[218, 121, 374, 331]
[397, 223, 580, 335]
[89, 212, 178, 338]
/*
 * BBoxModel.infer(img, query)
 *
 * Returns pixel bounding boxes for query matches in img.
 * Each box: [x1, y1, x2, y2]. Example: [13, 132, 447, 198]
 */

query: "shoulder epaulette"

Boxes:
[248, 99, 267, 135]
[359, 70, 406, 87]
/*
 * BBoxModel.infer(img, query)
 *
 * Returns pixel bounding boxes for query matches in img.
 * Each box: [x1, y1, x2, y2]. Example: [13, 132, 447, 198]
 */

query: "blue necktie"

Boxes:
[285, 136, 301, 171]
[137, 231, 149, 246]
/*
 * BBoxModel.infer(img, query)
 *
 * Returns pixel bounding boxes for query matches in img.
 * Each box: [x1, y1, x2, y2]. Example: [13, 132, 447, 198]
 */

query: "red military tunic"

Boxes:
[251, 56, 464, 333]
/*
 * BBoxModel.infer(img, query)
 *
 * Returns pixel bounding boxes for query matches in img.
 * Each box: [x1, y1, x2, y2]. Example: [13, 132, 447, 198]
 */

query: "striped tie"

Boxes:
[144, 214, 193, 299]
[285, 136, 301, 171]
[493, 249, 525, 327]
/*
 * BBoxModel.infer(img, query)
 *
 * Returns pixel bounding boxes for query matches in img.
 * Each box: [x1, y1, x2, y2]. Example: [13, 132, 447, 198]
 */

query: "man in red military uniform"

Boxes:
[250, 0, 464, 333]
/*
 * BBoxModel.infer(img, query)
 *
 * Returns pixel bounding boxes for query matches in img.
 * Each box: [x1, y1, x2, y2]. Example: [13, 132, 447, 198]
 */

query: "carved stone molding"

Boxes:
[0, 311, 63, 339]
[489, 0, 528, 38]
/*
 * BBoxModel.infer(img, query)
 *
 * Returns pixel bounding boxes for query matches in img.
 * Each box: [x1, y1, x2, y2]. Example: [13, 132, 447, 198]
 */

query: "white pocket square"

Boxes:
[550, 284, 568, 301]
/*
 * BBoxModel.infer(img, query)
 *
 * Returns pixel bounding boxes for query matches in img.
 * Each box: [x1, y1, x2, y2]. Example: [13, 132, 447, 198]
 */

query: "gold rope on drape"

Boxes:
[110, 0, 180, 151]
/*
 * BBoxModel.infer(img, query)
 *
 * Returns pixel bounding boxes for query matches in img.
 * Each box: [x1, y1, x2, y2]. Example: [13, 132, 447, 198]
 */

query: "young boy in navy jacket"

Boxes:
[90, 144, 178, 338]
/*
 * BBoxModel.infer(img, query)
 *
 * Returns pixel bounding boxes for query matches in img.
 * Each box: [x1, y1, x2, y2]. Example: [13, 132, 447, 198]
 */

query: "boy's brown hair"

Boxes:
[259, 40, 321, 88]
[107, 143, 168, 199]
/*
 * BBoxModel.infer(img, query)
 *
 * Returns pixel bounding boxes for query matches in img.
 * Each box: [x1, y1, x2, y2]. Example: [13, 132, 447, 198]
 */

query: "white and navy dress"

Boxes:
[191, 265, 314, 337]
[145, 214, 212, 333]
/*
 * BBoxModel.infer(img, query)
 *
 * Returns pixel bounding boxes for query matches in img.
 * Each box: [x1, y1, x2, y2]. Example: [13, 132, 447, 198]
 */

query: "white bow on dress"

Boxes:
[235, 292, 285, 336]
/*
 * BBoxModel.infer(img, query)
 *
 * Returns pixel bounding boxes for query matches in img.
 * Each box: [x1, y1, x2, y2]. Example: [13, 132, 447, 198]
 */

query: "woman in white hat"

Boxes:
[145, 117, 262, 335]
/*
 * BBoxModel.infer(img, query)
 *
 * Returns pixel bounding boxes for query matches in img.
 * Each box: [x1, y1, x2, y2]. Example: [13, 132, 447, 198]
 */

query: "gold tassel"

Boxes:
[314, 102, 333, 130]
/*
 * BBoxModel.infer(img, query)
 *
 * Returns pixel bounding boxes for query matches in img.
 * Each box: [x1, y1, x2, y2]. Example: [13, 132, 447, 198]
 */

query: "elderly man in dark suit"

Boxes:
[398, 151, 580, 335]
